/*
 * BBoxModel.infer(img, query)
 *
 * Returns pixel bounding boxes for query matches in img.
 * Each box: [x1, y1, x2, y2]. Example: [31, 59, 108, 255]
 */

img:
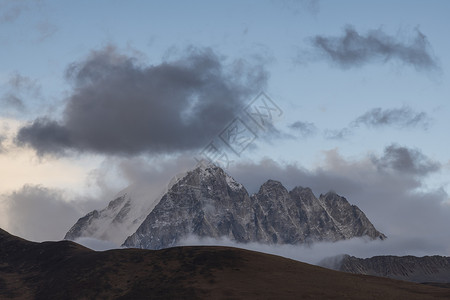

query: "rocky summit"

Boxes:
[122, 164, 385, 249]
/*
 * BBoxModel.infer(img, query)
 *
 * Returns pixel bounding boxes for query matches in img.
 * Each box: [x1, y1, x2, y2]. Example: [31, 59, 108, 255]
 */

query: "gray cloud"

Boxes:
[324, 106, 429, 140]
[16, 118, 72, 155]
[16, 45, 268, 156]
[352, 106, 429, 129]
[372, 144, 440, 176]
[289, 121, 317, 137]
[0, 185, 82, 242]
[306, 26, 438, 70]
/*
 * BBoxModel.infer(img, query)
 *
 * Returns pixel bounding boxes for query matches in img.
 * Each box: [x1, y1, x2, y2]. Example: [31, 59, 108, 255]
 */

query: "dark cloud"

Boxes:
[228, 145, 449, 256]
[15, 118, 72, 155]
[305, 26, 438, 70]
[352, 106, 429, 129]
[0, 185, 82, 242]
[372, 144, 440, 176]
[16, 45, 268, 156]
[289, 121, 317, 137]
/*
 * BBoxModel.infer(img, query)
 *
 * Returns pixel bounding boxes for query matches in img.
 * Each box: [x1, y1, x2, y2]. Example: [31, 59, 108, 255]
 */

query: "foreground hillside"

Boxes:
[1, 229, 449, 299]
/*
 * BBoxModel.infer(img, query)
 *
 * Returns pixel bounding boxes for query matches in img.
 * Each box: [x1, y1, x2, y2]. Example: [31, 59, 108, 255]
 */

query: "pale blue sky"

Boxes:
[1, 0, 449, 176]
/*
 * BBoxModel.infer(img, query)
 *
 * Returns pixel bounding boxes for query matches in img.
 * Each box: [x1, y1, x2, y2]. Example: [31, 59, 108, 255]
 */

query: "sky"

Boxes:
[1, 0, 450, 258]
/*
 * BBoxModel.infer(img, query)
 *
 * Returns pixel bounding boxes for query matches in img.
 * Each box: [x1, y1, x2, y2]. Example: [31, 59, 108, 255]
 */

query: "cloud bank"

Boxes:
[179, 234, 446, 266]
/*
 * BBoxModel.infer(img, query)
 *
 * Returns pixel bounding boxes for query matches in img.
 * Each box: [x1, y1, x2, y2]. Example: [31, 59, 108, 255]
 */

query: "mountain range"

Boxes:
[65, 163, 386, 249]
[321, 254, 450, 284]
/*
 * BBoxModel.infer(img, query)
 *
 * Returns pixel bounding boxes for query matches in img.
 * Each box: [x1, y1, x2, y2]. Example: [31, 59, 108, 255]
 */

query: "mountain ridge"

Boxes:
[122, 164, 385, 249]
[324, 254, 450, 283]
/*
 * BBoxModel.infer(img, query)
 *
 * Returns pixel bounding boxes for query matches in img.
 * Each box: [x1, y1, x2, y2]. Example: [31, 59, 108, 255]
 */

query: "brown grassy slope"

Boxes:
[1, 228, 450, 299]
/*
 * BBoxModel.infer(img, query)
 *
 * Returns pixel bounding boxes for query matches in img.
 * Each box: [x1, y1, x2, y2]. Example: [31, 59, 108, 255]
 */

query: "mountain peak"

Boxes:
[122, 170, 385, 249]
[258, 179, 287, 193]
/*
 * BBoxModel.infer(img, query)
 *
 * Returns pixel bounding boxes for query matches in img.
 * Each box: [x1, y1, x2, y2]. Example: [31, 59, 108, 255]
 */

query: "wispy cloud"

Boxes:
[352, 106, 429, 129]
[1, 94, 25, 112]
[1, 72, 42, 114]
[0, 0, 28, 24]
[35, 20, 58, 42]
[323, 128, 352, 140]
[324, 106, 430, 140]
[289, 121, 318, 138]
[300, 26, 439, 71]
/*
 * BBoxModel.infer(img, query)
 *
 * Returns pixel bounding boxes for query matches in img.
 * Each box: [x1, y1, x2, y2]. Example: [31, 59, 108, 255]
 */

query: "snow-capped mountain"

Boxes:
[64, 185, 161, 245]
[122, 164, 385, 249]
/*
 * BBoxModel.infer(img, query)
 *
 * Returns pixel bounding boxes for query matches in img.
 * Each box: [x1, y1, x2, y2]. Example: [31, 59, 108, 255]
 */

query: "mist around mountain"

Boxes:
[123, 164, 385, 249]
[65, 164, 385, 251]
[64, 187, 159, 245]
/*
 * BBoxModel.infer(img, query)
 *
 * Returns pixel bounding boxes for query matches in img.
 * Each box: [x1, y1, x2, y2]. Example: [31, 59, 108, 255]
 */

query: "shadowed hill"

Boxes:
[1, 228, 450, 299]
